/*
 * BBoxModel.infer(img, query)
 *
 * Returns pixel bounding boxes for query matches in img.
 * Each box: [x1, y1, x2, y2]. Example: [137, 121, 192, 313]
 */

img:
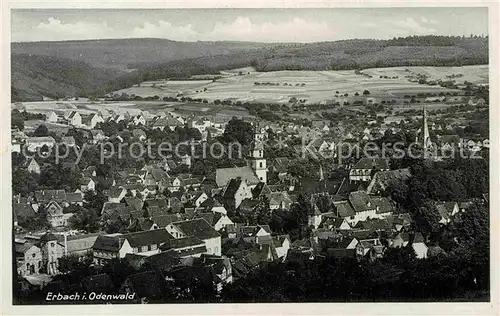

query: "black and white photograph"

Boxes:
[3, 2, 497, 313]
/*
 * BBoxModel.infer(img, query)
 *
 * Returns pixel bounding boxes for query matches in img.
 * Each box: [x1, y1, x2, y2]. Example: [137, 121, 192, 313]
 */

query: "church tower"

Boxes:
[248, 126, 267, 183]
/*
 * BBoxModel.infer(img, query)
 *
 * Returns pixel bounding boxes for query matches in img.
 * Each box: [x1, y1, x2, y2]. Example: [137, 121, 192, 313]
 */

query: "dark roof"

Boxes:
[348, 191, 375, 213]
[123, 229, 173, 248]
[151, 214, 186, 228]
[372, 196, 394, 214]
[326, 248, 356, 258]
[13, 203, 36, 220]
[170, 218, 221, 240]
[193, 212, 215, 226]
[222, 178, 243, 198]
[124, 197, 144, 211]
[333, 200, 355, 217]
[352, 157, 389, 170]
[40, 232, 58, 242]
[66, 192, 84, 203]
[141, 250, 181, 272]
[216, 166, 259, 187]
[92, 235, 123, 252]
[35, 189, 67, 203]
[160, 236, 205, 250]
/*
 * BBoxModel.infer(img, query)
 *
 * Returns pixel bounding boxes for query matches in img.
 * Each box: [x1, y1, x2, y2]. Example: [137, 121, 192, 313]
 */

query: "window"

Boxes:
[141, 246, 148, 252]
[259, 162, 263, 168]
[151, 244, 157, 251]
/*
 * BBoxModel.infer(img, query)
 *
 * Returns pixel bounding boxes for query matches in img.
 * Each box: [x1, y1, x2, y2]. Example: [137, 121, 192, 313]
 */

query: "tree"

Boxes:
[33, 124, 49, 137]
[68, 205, 99, 232]
[12, 169, 40, 196]
[363, 90, 371, 96]
[221, 118, 254, 146]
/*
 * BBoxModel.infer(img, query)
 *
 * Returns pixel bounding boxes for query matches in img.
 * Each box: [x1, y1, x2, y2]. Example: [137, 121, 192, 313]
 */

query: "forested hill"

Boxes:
[11, 38, 281, 70]
[105, 36, 488, 92]
[11, 54, 123, 101]
[11, 36, 488, 101]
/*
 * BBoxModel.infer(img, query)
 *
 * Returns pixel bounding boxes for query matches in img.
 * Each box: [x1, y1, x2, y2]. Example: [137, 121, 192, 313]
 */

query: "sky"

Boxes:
[11, 8, 489, 43]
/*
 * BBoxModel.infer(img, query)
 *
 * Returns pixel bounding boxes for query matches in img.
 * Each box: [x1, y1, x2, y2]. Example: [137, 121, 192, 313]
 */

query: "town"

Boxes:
[9, 8, 491, 305]
[12, 76, 489, 302]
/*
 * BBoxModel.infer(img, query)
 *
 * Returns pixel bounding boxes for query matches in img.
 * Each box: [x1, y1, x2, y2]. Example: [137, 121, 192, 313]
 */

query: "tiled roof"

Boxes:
[170, 218, 221, 240]
[92, 235, 123, 252]
[215, 166, 259, 187]
[352, 157, 389, 170]
[333, 200, 355, 217]
[123, 229, 173, 248]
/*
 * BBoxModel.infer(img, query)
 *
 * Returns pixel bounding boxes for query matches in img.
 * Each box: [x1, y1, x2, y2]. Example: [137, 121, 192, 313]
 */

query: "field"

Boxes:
[110, 65, 486, 104]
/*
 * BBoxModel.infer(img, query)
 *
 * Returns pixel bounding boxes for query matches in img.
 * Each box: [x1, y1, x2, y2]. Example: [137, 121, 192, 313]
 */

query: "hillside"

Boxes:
[11, 38, 281, 70]
[11, 36, 488, 101]
[11, 54, 123, 101]
[106, 37, 489, 92]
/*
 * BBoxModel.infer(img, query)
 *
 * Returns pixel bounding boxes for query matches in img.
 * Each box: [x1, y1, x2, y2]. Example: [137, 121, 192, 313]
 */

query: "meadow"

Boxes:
[109, 65, 486, 104]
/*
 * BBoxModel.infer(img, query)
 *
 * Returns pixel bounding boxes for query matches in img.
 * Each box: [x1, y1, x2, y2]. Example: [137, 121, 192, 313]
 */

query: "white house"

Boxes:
[166, 218, 222, 256]
[46, 111, 59, 123]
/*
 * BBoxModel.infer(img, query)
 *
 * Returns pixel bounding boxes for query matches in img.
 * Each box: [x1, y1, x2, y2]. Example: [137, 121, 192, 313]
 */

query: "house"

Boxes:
[166, 218, 222, 256]
[190, 117, 211, 133]
[221, 177, 254, 209]
[80, 177, 96, 192]
[13, 203, 36, 226]
[412, 232, 428, 259]
[66, 192, 84, 206]
[46, 201, 73, 227]
[355, 238, 384, 261]
[152, 116, 183, 131]
[92, 234, 133, 266]
[238, 225, 272, 244]
[159, 236, 207, 259]
[268, 191, 293, 210]
[46, 111, 58, 123]
[132, 114, 146, 126]
[25, 136, 56, 152]
[320, 217, 351, 230]
[391, 232, 410, 248]
[349, 157, 390, 182]
[192, 192, 209, 208]
[25, 158, 41, 174]
[439, 135, 461, 151]
[193, 212, 234, 231]
[272, 235, 291, 260]
[66, 111, 82, 126]
[366, 168, 411, 195]
[436, 202, 459, 224]
[271, 157, 291, 176]
[123, 229, 174, 256]
[56, 233, 104, 259]
[311, 120, 330, 133]
[82, 113, 104, 129]
[105, 186, 127, 203]
[215, 166, 260, 188]
[15, 241, 43, 276]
